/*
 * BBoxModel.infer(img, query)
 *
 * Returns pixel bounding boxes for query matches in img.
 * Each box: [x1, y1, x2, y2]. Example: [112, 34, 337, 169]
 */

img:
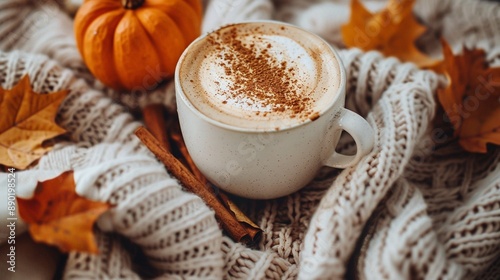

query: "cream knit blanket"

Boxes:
[0, 0, 499, 279]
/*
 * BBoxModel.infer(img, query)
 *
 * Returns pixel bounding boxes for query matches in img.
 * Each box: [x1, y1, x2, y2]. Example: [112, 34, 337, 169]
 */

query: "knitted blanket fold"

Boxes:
[0, 0, 499, 279]
[0, 49, 225, 278]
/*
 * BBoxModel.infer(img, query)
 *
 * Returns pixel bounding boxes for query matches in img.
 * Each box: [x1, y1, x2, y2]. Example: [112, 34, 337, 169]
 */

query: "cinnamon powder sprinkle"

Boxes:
[208, 26, 314, 119]
[309, 112, 320, 121]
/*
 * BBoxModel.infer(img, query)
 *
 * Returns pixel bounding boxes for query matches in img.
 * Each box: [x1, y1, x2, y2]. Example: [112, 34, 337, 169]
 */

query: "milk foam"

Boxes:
[178, 22, 341, 130]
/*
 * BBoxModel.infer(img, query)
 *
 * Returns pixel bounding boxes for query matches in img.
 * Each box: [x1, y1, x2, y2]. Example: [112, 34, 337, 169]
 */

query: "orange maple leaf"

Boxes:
[438, 40, 500, 153]
[0, 75, 68, 169]
[341, 0, 439, 68]
[17, 171, 111, 254]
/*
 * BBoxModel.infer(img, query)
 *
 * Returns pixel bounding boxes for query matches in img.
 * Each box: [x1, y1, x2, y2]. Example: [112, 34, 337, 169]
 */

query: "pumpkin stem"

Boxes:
[122, 0, 144, 9]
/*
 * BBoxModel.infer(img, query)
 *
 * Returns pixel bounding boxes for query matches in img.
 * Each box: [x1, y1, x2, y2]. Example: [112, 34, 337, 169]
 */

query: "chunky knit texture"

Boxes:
[0, 0, 499, 279]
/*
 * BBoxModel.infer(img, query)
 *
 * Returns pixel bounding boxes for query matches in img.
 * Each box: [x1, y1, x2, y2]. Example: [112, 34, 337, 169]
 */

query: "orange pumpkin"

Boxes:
[74, 0, 202, 91]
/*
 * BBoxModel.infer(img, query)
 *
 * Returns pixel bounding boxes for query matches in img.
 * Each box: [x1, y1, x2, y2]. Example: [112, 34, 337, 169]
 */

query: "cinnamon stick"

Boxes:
[218, 192, 262, 240]
[142, 104, 170, 152]
[134, 126, 250, 243]
[168, 116, 212, 191]
[168, 118, 262, 241]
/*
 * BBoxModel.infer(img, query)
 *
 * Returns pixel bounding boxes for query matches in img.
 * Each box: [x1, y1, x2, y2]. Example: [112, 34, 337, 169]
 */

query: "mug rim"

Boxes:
[174, 20, 347, 133]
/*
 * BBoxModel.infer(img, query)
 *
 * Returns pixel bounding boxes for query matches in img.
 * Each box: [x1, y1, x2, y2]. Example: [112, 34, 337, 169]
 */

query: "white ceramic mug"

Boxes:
[175, 21, 374, 199]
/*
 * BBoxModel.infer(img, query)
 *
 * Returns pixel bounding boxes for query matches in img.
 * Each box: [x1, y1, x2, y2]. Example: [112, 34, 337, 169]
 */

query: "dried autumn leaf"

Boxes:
[0, 75, 68, 169]
[438, 40, 500, 153]
[342, 0, 439, 68]
[218, 192, 262, 241]
[17, 171, 110, 253]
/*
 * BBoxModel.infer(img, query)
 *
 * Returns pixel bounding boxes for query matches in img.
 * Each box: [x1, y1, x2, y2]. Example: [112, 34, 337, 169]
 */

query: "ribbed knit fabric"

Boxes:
[0, 50, 224, 278]
[0, 0, 498, 279]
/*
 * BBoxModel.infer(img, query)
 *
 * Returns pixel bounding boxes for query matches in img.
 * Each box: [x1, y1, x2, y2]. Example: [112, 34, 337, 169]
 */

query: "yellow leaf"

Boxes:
[17, 171, 111, 254]
[0, 75, 68, 169]
[341, 0, 439, 68]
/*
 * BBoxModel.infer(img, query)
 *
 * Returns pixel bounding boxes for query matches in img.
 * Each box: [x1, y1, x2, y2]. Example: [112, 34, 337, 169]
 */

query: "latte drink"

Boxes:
[175, 21, 374, 199]
[177, 22, 342, 131]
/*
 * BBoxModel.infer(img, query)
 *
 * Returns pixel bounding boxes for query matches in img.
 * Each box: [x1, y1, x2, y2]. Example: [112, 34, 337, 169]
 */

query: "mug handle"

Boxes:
[323, 108, 375, 169]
